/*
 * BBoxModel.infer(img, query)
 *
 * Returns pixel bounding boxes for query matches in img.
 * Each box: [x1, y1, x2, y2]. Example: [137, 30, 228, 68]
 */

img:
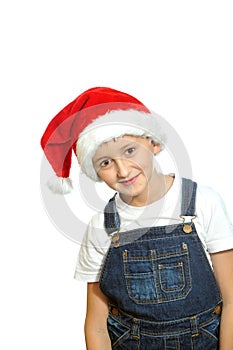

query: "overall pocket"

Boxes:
[123, 242, 192, 304]
[198, 313, 220, 348]
[107, 314, 134, 349]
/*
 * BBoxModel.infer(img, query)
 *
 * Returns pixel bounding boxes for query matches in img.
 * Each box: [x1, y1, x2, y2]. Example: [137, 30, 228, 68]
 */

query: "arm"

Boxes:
[85, 282, 111, 350]
[211, 249, 233, 350]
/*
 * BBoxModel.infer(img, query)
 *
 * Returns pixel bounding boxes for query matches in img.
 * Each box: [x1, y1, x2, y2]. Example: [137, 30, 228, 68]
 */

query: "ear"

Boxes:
[150, 139, 162, 155]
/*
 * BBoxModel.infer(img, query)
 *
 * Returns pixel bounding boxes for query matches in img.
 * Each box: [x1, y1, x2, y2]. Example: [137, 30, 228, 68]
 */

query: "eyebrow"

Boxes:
[119, 142, 136, 151]
[93, 155, 110, 164]
[93, 142, 137, 164]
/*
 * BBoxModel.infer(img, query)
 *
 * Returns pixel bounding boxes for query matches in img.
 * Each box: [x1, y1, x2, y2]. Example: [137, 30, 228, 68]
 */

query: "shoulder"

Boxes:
[83, 210, 112, 251]
[196, 183, 227, 214]
[197, 183, 221, 201]
[195, 182, 231, 225]
[194, 181, 233, 253]
[88, 210, 105, 229]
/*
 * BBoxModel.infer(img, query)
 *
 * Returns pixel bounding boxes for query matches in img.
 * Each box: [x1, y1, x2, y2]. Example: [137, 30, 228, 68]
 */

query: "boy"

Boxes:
[41, 87, 233, 349]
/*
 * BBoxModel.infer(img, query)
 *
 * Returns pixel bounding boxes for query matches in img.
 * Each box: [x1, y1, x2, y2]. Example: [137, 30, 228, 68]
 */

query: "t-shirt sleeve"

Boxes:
[74, 213, 110, 282]
[196, 185, 233, 253]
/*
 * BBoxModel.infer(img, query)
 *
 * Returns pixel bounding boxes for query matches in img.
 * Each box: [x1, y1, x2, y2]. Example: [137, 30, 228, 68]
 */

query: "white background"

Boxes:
[1, 1, 233, 349]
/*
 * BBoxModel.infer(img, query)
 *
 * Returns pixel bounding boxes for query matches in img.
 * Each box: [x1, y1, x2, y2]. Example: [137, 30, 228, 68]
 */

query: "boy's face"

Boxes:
[92, 135, 161, 205]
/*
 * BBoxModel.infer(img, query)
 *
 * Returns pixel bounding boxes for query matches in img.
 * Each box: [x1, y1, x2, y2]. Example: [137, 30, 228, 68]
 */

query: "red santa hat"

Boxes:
[41, 87, 165, 194]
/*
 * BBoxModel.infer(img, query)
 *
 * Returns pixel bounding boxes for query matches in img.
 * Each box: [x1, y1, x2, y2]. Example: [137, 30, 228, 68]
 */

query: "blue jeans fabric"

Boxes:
[107, 305, 221, 349]
[99, 178, 222, 349]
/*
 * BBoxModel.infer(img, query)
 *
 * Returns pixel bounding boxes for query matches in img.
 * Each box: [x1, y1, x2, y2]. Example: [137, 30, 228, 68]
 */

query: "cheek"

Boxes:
[133, 152, 154, 172]
[97, 169, 115, 183]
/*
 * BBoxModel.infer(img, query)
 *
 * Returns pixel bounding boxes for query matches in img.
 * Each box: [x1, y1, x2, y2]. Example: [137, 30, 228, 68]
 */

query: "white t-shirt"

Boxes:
[74, 176, 233, 282]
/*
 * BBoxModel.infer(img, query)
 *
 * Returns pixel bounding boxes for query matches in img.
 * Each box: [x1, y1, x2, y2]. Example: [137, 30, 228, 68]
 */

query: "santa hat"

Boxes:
[41, 87, 165, 194]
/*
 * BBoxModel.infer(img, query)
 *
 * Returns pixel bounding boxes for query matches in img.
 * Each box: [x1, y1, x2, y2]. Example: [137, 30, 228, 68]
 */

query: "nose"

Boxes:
[115, 159, 130, 178]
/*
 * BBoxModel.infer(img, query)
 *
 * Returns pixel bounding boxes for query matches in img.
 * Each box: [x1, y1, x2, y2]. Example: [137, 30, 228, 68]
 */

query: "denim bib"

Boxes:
[99, 178, 222, 349]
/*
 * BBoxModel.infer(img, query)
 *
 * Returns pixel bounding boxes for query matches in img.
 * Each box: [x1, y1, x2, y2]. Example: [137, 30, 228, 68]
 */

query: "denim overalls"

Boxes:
[99, 178, 222, 349]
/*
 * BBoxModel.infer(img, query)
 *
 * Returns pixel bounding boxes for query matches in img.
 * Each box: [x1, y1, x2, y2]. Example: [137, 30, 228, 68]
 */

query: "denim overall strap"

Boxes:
[104, 178, 198, 234]
[104, 193, 121, 235]
[181, 178, 197, 217]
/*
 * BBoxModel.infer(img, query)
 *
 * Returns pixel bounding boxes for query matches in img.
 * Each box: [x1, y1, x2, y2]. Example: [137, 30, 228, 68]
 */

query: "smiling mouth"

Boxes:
[119, 173, 141, 186]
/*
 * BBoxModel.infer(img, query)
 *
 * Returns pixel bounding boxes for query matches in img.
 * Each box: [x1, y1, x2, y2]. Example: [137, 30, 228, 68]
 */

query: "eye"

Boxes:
[125, 147, 135, 155]
[100, 159, 112, 168]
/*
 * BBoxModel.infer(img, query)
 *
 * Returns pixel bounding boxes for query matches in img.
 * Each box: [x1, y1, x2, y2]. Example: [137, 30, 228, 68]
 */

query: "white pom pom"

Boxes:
[47, 176, 73, 194]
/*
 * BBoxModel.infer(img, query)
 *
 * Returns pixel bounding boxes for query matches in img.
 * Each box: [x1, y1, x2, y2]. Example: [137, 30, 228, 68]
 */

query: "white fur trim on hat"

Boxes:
[47, 176, 73, 194]
[76, 109, 166, 181]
